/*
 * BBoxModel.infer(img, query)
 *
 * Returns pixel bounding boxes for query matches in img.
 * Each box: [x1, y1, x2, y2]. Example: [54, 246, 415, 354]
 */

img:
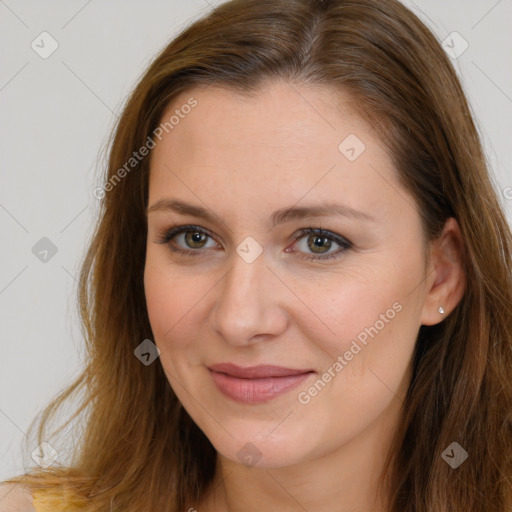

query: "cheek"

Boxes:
[144, 267, 176, 339]
[289, 268, 421, 449]
[290, 267, 394, 336]
[144, 256, 222, 367]
[144, 261, 202, 345]
[144, 266, 200, 389]
[291, 257, 424, 375]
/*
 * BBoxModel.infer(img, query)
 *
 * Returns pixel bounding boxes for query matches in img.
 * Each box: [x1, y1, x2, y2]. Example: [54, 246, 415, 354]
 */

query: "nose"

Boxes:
[209, 249, 288, 347]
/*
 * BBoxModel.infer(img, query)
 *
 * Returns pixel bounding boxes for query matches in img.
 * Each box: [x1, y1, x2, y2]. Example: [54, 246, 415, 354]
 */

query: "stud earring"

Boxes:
[438, 306, 445, 314]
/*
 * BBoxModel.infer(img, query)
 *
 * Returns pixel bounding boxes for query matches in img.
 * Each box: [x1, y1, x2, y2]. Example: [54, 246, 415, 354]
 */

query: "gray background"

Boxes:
[1, 0, 511, 480]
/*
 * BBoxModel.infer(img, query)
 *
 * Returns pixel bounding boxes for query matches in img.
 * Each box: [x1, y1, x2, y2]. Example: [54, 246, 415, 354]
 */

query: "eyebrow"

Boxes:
[146, 199, 376, 227]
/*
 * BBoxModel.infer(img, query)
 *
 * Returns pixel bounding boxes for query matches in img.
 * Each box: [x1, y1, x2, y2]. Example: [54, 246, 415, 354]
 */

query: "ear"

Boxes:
[420, 217, 467, 326]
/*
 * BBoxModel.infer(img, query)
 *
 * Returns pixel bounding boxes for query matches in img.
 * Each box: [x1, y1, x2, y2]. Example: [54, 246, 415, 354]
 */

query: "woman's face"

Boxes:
[144, 80, 432, 469]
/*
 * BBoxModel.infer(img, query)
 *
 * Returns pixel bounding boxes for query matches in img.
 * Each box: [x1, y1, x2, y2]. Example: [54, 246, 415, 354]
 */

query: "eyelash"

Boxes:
[156, 224, 352, 261]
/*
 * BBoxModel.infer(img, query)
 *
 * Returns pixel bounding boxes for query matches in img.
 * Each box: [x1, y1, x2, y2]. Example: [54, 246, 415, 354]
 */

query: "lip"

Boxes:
[208, 363, 315, 404]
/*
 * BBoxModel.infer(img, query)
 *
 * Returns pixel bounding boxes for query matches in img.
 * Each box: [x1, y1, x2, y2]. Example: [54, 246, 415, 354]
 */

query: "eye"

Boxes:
[156, 224, 352, 261]
[287, 227, 352, 261]
[156, 224, 219, 255]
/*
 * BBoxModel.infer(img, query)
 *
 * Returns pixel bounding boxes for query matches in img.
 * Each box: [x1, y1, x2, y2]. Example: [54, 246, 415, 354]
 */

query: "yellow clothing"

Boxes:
[32, 488, 87, 511]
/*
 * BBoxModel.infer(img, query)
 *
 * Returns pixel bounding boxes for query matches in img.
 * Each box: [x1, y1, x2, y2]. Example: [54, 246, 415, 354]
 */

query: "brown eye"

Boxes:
[289, 227, 352, 261]
[307, 235, 333, 254]
[184, 230, 209, 249]
[157, 225, 219, 255]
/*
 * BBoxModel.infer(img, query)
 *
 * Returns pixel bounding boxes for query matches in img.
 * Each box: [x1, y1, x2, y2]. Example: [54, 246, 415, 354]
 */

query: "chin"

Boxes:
[194, 408, 327, 470]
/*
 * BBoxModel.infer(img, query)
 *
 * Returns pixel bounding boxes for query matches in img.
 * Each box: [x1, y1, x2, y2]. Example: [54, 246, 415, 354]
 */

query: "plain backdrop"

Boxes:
[1, 0, 511, 481]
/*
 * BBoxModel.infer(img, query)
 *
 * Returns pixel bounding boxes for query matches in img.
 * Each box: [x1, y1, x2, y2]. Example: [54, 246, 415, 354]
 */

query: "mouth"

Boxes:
[208, 363, 315, 404]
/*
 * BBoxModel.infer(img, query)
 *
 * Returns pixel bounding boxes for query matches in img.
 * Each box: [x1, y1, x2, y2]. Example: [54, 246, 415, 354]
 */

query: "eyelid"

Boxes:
[290, 226, 351, 246]
[156, 224, 352, 260]
[287, 226, 352, 260]
[156, 224, 221, 255]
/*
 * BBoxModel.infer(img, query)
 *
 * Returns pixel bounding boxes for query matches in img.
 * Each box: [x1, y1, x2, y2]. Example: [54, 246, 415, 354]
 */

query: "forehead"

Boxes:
[155, 80, 371, 162]
[147, 80, 402, 224]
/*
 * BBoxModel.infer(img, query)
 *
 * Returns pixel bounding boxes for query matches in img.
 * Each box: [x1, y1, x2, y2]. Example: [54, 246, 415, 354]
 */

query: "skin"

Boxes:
[144, 79, 466, 512]
[0, 484, 35, 512]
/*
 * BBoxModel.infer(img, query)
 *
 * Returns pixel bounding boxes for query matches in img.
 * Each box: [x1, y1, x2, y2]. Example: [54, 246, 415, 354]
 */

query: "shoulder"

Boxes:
[0, 483, 36, 512]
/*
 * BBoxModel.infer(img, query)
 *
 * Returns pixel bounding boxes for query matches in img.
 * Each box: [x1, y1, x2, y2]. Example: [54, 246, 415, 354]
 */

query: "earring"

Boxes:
[438, 306, 445, 314]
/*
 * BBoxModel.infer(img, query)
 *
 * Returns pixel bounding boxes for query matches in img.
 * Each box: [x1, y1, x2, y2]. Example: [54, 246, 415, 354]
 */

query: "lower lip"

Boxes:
[209, 370, 313, 404]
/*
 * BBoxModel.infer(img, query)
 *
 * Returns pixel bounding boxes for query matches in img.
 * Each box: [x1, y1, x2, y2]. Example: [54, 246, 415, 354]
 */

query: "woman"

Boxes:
[2, 0, 511, 510]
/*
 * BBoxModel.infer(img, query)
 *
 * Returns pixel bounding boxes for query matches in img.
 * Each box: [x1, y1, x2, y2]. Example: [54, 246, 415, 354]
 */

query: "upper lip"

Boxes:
[208, 363, 314, 379]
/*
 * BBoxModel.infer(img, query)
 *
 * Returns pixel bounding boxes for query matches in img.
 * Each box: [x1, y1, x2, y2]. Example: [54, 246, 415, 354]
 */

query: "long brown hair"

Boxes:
[5, 0, 512, 510]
